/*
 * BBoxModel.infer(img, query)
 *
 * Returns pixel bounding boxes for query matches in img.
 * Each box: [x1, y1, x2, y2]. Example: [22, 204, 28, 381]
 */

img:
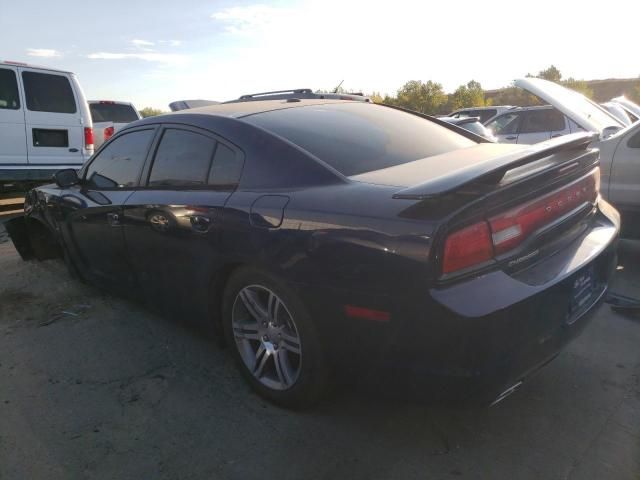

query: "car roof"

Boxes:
[439, 116, 482, 125]
[168, 99, 350, 119]
[0, 60, 73, 74]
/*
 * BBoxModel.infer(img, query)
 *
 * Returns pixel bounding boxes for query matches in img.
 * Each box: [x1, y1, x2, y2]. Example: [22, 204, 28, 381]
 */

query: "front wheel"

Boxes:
[222, 267, 328, 408]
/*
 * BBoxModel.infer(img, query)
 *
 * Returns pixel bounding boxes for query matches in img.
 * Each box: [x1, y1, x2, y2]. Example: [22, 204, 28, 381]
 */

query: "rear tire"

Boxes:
[222, 267, 328, 408]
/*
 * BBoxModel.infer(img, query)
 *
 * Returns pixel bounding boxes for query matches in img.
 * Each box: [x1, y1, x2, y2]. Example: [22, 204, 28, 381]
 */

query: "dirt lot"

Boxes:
[0, 220, 639, 480]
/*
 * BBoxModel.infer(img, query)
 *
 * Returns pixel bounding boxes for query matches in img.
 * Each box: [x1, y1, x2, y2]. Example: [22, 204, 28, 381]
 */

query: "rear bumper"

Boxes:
[302, 201, 620, 403]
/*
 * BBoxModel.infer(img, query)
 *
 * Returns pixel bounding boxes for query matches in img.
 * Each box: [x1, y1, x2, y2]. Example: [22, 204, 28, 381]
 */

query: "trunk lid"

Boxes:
[513, 78, 624, 138]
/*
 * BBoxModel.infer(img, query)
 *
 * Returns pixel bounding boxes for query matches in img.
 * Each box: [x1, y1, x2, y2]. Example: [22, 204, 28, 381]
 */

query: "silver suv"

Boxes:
[484, 105, 582, 144]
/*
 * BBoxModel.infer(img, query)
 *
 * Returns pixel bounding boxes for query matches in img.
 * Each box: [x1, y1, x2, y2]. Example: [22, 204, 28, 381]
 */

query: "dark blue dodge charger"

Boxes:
[7, 99, 619, 408]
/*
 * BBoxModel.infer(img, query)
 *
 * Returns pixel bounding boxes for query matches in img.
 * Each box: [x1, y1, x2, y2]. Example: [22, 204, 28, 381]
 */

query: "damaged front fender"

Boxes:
[5, 216, 35, 260]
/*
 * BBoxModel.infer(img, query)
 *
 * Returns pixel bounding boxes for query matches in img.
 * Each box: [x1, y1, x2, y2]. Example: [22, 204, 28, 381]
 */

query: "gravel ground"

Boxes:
[0, 222, 639, 480]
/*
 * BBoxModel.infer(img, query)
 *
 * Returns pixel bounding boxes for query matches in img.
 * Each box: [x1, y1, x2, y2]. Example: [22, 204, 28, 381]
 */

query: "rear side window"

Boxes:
[148, 129, 216, 187]
[209, 143, 243, 187]
[90, 103, 139, 123]
[244, 103, 476, 176]
[0, 68, 20, 109]
[22, 71, 76, 113]
[85, 129, 154, 189]
[520, 110, 552, 133]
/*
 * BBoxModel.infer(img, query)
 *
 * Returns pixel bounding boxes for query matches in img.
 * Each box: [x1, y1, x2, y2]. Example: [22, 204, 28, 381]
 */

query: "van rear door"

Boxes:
[0, 65, 27, 166]
[20, 68, 85, 168]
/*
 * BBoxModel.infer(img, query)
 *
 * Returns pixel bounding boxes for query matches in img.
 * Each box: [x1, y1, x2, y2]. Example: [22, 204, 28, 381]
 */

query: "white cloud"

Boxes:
[159, 40, 182, 47]
[131, 39, 154, 47]
[87, 52, 187, 65]
[211, 4, 295, 35]
[26, 48, 61, 58]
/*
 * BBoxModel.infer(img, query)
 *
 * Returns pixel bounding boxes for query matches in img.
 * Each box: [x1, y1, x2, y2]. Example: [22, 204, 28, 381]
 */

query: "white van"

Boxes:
[0, 60, 93, 185]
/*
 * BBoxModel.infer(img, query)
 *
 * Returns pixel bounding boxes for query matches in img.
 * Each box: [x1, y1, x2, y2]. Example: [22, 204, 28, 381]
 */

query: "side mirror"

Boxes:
[602, 126, 621, 139]
[53, 169, 80, 188]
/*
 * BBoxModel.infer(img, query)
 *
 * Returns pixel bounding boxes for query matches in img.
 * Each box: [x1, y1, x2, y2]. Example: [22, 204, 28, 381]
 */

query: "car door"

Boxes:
[20, 68, 85, 168]
[123, 125, 244, 317]
[0, 66, 27, 166]
[63, 127, 157, 289]
[516, 109, 553, 144]
[608, 126, 640, 211]
[485, 112, 522, 144]
[547, 109, 571, 139]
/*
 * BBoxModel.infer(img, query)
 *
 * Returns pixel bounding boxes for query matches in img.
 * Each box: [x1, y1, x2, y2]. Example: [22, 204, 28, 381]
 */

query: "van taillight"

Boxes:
[104, 126, 114, 141]
[442, 169, 599, 275]
[84, 127, 94, 148]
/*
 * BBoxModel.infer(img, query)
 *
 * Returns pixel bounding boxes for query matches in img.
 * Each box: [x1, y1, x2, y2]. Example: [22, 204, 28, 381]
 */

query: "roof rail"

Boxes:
[238, 88, 314, 100]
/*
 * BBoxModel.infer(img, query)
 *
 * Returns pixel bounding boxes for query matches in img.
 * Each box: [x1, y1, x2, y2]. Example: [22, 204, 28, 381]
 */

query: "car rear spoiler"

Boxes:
[392, 132, 598, 200]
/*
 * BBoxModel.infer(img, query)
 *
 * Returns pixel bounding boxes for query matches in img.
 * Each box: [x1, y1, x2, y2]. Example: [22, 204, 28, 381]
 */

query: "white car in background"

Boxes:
[484, 105, 583, 144]
[610, 96, 640, 123]
[447, 105, 515, 123]
[601, 101, 634, 126]
[0, 60, 93, 186]
[88, 100, 141, 148]
[514, 78, 640, 234]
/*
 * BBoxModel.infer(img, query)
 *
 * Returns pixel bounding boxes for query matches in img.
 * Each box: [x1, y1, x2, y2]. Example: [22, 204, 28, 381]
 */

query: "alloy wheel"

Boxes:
[231, 285, 302, 390]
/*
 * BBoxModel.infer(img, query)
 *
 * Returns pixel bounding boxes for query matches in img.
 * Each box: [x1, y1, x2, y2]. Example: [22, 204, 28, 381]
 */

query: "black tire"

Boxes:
[222, 266, 329, 408]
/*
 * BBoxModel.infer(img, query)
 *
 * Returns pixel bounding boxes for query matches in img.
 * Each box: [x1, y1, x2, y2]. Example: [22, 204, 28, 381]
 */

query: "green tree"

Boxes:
[491, 85, 541, 107]
[537, 65, 562, 82]
[394, 80, 447, 115]
[139, 107, 165, 118]
[368, 91, 384, 103]
[449, 80, 486, 110]
[562, 77, 593, 98]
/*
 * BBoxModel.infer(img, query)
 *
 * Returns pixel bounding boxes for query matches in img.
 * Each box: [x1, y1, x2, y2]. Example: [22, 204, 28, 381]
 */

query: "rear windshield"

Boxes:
[243, 103, 476, 176]
[90, 103, 139, 123]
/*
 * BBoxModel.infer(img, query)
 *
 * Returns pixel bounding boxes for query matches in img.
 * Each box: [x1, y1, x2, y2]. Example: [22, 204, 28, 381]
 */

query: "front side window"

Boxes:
[148, 129, 216, 187]
[0, 68, 20, 110]
[628, 130, 640, 149]
[22, 71, 76, 113]
[487, 112, 521, 135]
[85, 129, 154, 189]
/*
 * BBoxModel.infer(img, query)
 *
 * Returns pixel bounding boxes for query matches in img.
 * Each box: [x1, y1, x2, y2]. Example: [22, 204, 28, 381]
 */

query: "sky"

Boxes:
[2, 0, 638, 110]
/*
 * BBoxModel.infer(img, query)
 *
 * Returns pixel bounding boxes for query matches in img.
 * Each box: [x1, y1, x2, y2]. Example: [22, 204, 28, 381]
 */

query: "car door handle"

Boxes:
[69, 148, 79, 152]
[106, 212, 121, 226]
[551, 134, 562, 138]
[505, 135, 517, 140]
[190, 215, 211, 232]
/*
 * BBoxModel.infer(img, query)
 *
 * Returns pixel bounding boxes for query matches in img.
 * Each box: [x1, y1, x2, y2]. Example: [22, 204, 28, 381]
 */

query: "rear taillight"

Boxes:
[443, 221, 493, 274]
[489, 170, 599, 255]
[104, 126, 114, 141]
[442, 169, 599, 275]
[84, 127, 94, 149]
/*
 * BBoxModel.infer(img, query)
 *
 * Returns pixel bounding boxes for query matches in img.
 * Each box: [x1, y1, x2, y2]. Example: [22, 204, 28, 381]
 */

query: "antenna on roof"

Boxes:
[332, 80, 344, 94]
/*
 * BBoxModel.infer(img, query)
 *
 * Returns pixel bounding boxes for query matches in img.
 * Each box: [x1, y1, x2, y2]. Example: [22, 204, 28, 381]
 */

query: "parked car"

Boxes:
[448, 105, 515, 123]
[0, 60, 93, 186]
[512, 78, 640, 233]
[6, 99, 619, 408]
[484, 105, 585, 144]
[89, 100, 141, 148]
[169, 99, 220, 112]
[601, 101, 633, 126]
[439, 116, 497, 141]
[610, 96, 640, 123]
